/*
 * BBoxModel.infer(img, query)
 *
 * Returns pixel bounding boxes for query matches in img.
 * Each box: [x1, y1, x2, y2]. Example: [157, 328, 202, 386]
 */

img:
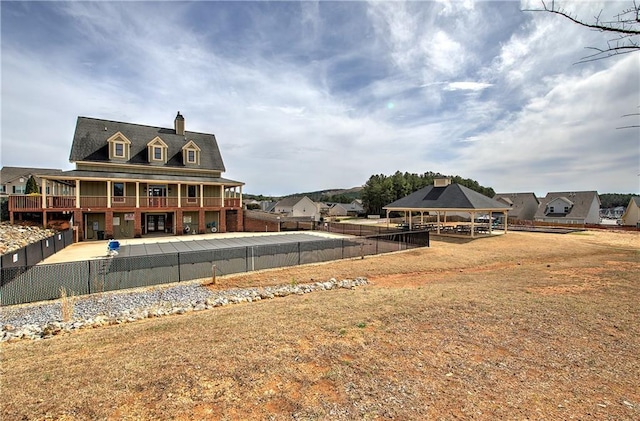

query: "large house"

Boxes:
[493, 192, 540, 222]
[8, 112, 244, 240]
[534, 191, 600, 225]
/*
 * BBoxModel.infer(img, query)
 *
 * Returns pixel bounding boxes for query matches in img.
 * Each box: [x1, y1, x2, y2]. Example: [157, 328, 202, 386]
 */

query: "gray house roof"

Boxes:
[494, 192, 540, 219]
[69, 116, 226, 171]
[1, 166, 63, 184]
[534, 191, 600, 220]
[384, 184, 509, 211]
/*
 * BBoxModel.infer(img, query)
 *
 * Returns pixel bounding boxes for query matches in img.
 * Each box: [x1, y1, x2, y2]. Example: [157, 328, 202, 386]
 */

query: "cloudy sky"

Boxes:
[1, 1, 638, 196]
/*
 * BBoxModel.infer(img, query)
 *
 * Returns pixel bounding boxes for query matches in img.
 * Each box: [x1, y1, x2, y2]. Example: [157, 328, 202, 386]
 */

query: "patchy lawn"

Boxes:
[1, 230, 639, 420]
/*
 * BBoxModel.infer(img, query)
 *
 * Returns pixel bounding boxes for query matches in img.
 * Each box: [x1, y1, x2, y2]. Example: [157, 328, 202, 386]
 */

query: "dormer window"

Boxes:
[182, 140, 201, 166]
[114, 143, 125, 158]
[107, 132, 131, 160]
[147, 137, 169, 164]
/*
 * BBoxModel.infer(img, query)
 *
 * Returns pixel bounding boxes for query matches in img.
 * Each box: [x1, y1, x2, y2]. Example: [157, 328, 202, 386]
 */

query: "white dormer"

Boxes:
[182, 140, 201, 166]
[147, 137, 169, 164]
[107, 132, 132, 160]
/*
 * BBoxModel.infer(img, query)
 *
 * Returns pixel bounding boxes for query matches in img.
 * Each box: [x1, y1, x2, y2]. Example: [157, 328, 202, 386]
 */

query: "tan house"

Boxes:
[8, 112, 244, 240]
[1, 167, 64, 197]
[620, 196, 640, 227]
[272, 196, 319, 221]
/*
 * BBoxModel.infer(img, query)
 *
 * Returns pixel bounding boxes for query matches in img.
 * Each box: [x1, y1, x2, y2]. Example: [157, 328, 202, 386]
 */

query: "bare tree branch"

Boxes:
[524, 0, 640, 62]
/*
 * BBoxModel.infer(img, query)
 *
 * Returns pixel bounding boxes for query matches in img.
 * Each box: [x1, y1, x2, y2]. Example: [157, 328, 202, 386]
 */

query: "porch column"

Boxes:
[134, 210, 142, 237]
[73, 210, 84, 240]
[176, 209, 184, 235]
[43, 211, 48, 229]
[200, 184, 204, 208]
[437, 211, 441, 234]
[105, 210, 114, 239]
[107, 180, 112, 208]
[239, 185, 243, 208]
[136, 182, 140, 208]
[42, 179, 47, 209]
[198, 209, 205, 233]
[75, 180, 80, 208]
[177, 183, 181, 208]
[221, 185, 225, 207]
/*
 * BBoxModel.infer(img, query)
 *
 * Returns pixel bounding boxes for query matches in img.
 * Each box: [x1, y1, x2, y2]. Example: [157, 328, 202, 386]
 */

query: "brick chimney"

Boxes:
[174, 111, 185, 136]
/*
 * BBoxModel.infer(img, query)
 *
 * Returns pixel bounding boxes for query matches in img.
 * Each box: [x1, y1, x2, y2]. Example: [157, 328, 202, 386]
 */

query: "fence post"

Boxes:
[297, 242, 301, 266]
[245, 246, 249, 273]
[87, 260, 91, 294]
[177, 252, 182, 282]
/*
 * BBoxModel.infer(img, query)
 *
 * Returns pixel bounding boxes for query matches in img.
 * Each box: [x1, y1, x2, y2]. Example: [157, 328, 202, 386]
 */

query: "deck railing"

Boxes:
[9, 195, 237, 210]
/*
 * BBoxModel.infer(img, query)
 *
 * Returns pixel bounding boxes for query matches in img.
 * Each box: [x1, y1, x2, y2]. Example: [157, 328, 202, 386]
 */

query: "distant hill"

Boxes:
[243, 187, 363, 203]
[285, 187, 363, 203]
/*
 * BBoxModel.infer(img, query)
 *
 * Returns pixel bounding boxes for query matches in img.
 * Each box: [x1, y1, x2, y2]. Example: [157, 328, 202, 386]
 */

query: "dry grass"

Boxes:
[1, 230, 639, 420]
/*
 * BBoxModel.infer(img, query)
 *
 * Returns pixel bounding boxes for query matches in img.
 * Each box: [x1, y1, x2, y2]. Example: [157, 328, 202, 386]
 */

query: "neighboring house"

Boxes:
[620, 196, 640, 227]
[1, 167, 64, 197]
[493, 192, 540, 222]
[328, 202, 365, 217]
[604, 206, 626, 219]
[8, 112, 244, 240]
[272, 196, 319, 221]
[534, 191, 600, 224]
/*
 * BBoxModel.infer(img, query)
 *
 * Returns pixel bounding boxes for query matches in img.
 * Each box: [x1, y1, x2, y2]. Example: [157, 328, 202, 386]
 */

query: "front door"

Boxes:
[146, 214, 165, 233]
[148, 185, 167, 207]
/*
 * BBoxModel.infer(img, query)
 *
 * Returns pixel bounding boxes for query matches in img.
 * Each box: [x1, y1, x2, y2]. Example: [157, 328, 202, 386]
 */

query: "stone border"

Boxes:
[1, 277, 368, 342]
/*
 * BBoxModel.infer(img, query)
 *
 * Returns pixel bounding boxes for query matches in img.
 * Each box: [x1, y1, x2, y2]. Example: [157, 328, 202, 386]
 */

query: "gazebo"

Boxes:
[383, 178, 510, 238]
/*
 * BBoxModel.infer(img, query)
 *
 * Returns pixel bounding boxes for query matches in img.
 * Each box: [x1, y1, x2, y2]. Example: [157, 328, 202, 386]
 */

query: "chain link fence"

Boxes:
[1, 231, 429, 306]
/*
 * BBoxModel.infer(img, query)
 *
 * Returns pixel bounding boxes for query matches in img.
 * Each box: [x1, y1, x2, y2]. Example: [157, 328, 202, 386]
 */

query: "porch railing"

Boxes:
[9, 194, 239, 210]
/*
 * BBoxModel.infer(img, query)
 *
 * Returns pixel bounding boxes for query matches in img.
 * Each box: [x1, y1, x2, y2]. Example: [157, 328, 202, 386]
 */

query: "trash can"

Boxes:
[97, 230, 105, 240]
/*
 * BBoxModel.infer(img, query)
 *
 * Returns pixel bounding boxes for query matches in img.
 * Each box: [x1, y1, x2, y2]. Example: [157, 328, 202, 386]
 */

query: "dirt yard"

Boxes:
[1, 230, 639, 420]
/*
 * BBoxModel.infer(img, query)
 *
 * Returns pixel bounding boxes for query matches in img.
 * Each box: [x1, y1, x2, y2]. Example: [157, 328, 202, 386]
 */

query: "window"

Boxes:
[114, 143, 125, 157]
[113, 182, 125, 197]
[188, 185, 197, 198]
[549, 206, 555, 213]
[13, 186, 26, 194]
[182, 140, 201, 166]
[154, 147, 163, 160]
[564, 206, 569, 213]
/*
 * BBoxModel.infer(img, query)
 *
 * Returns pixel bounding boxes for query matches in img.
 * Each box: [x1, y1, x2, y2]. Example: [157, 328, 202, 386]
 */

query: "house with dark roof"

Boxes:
[620, 196, 640, 227]
[383, 178, 509, 237]
[8, 112, 244, 240]
[1, 167, 64, 197]
[534, 191, 600, 225]
[328, 202, 365, 217]
[272, 196, 319, 221]
[493, 192, 540, 222]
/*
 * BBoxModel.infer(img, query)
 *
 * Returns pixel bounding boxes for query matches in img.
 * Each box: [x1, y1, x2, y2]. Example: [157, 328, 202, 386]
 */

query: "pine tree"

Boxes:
[25, 175, 39, 194]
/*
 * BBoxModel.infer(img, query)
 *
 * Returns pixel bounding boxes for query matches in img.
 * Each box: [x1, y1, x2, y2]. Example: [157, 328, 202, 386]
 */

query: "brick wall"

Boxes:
[244, 214, 280, 232]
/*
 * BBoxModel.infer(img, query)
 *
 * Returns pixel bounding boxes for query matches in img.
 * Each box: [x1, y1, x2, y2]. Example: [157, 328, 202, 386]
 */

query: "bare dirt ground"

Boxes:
[1, 230, 639, 420]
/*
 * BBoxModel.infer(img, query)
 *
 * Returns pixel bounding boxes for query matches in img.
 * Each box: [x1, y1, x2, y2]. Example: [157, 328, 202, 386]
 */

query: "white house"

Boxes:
[534, 191, 600, 225]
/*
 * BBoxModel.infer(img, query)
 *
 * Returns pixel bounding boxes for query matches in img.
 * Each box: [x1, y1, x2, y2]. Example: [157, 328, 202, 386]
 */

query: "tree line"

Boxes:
[361, 171, 495, 216]
[599, 193, 638, 209]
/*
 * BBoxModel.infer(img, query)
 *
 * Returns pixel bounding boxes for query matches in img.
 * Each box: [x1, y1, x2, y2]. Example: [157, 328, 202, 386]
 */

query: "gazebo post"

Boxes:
[470, 211, 475, 238]
[437, 211, 441, 234]
[504, 210, 508, 233]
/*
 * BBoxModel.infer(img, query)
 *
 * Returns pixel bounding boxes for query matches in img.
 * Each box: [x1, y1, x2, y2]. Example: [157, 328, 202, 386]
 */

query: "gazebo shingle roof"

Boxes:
[384, 184, 509, 211]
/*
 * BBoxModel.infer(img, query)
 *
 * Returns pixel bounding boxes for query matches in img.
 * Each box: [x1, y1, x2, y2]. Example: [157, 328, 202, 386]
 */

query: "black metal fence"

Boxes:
[0, 231, 429, 306]
[0, 229, 73, 270]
